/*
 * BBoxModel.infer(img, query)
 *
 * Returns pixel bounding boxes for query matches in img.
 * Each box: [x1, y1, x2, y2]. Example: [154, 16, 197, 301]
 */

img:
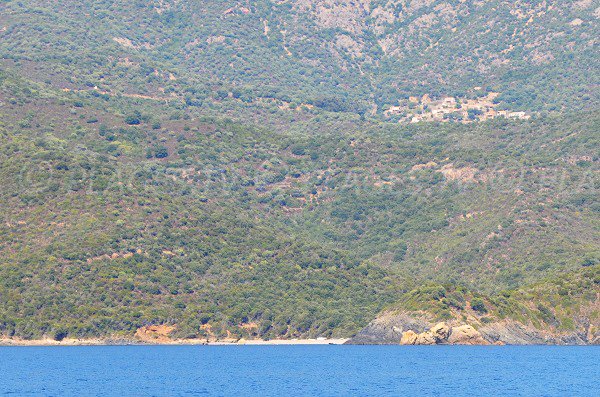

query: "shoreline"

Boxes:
[0, 337, 349, 347]
[1, 338, 596, 346]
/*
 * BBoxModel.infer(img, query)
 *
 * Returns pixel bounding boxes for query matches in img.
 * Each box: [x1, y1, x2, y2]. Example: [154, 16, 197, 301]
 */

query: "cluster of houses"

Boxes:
[385, 91, 531, 123]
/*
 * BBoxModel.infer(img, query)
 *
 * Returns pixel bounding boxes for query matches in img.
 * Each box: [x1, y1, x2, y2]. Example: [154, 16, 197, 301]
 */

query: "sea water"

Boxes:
[0, 345, 598, 396]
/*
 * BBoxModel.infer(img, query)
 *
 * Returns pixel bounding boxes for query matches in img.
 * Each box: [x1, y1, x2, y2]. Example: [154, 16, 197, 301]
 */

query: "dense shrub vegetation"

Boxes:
[0, 0, 598, 340]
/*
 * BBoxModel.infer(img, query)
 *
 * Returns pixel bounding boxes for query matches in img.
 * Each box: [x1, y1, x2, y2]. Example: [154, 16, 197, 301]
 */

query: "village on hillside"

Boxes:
[385, 90, 531, 124]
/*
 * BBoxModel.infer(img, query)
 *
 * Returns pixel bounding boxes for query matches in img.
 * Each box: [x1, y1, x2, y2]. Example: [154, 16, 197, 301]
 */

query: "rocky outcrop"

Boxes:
[430, 322, 451, 341]
[478, 321, 590, 345]
[346, 312, 598, 345]
[397, 322, 489, 345]
[346, 313, 429, 345]
[346, 314, 460, 345]
[448, 325, 488, 345]
[400, 330, 418, 345]
[413, 330, 436, 345]
[400, 322, 451, 345]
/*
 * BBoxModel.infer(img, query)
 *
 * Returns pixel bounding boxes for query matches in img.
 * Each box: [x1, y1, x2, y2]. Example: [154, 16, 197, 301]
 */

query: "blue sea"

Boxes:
[0, 345, 598, 396]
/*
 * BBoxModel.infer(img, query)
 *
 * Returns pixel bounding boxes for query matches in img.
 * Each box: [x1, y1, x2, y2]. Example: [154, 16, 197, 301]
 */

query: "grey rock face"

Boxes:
[344, 314, 429, 345]
[479, 321, 589, 345]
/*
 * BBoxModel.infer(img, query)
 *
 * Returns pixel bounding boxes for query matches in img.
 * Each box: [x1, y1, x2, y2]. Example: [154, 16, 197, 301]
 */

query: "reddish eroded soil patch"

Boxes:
[135, 324, 176, 342]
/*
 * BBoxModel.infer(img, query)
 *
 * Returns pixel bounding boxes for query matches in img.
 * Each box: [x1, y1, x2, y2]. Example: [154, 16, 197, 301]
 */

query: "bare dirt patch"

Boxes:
[135, 324, 176, 342]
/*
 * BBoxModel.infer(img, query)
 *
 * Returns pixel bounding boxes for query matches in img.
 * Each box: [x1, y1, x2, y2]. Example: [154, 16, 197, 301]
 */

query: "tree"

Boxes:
[155, 146, 169, 158]
[125, 110, 142, 125]
[471, 298, 487, 313]
[125, 115, 141, 125]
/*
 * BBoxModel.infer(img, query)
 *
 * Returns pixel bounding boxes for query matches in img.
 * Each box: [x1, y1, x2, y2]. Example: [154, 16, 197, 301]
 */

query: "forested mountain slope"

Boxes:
[1, 1, 598, 115]
[0, 1, 598, 342]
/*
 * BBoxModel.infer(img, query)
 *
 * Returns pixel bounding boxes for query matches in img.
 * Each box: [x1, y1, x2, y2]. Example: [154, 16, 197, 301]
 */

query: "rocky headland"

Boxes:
[346, 312, 599, 345]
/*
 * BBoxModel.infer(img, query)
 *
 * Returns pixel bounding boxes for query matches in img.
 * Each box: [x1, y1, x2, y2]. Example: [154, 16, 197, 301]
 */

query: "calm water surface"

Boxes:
[0, 345, 598, 396]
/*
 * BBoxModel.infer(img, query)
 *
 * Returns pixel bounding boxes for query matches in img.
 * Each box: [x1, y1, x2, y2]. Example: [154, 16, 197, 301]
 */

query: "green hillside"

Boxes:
[2, 0, 598, 114]
[0, 1, 598, 341]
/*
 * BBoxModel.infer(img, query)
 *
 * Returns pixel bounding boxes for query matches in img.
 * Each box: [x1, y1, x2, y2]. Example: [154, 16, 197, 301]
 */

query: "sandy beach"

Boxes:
[0, 337, 349, 346]
[214, 338, 349, 345]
